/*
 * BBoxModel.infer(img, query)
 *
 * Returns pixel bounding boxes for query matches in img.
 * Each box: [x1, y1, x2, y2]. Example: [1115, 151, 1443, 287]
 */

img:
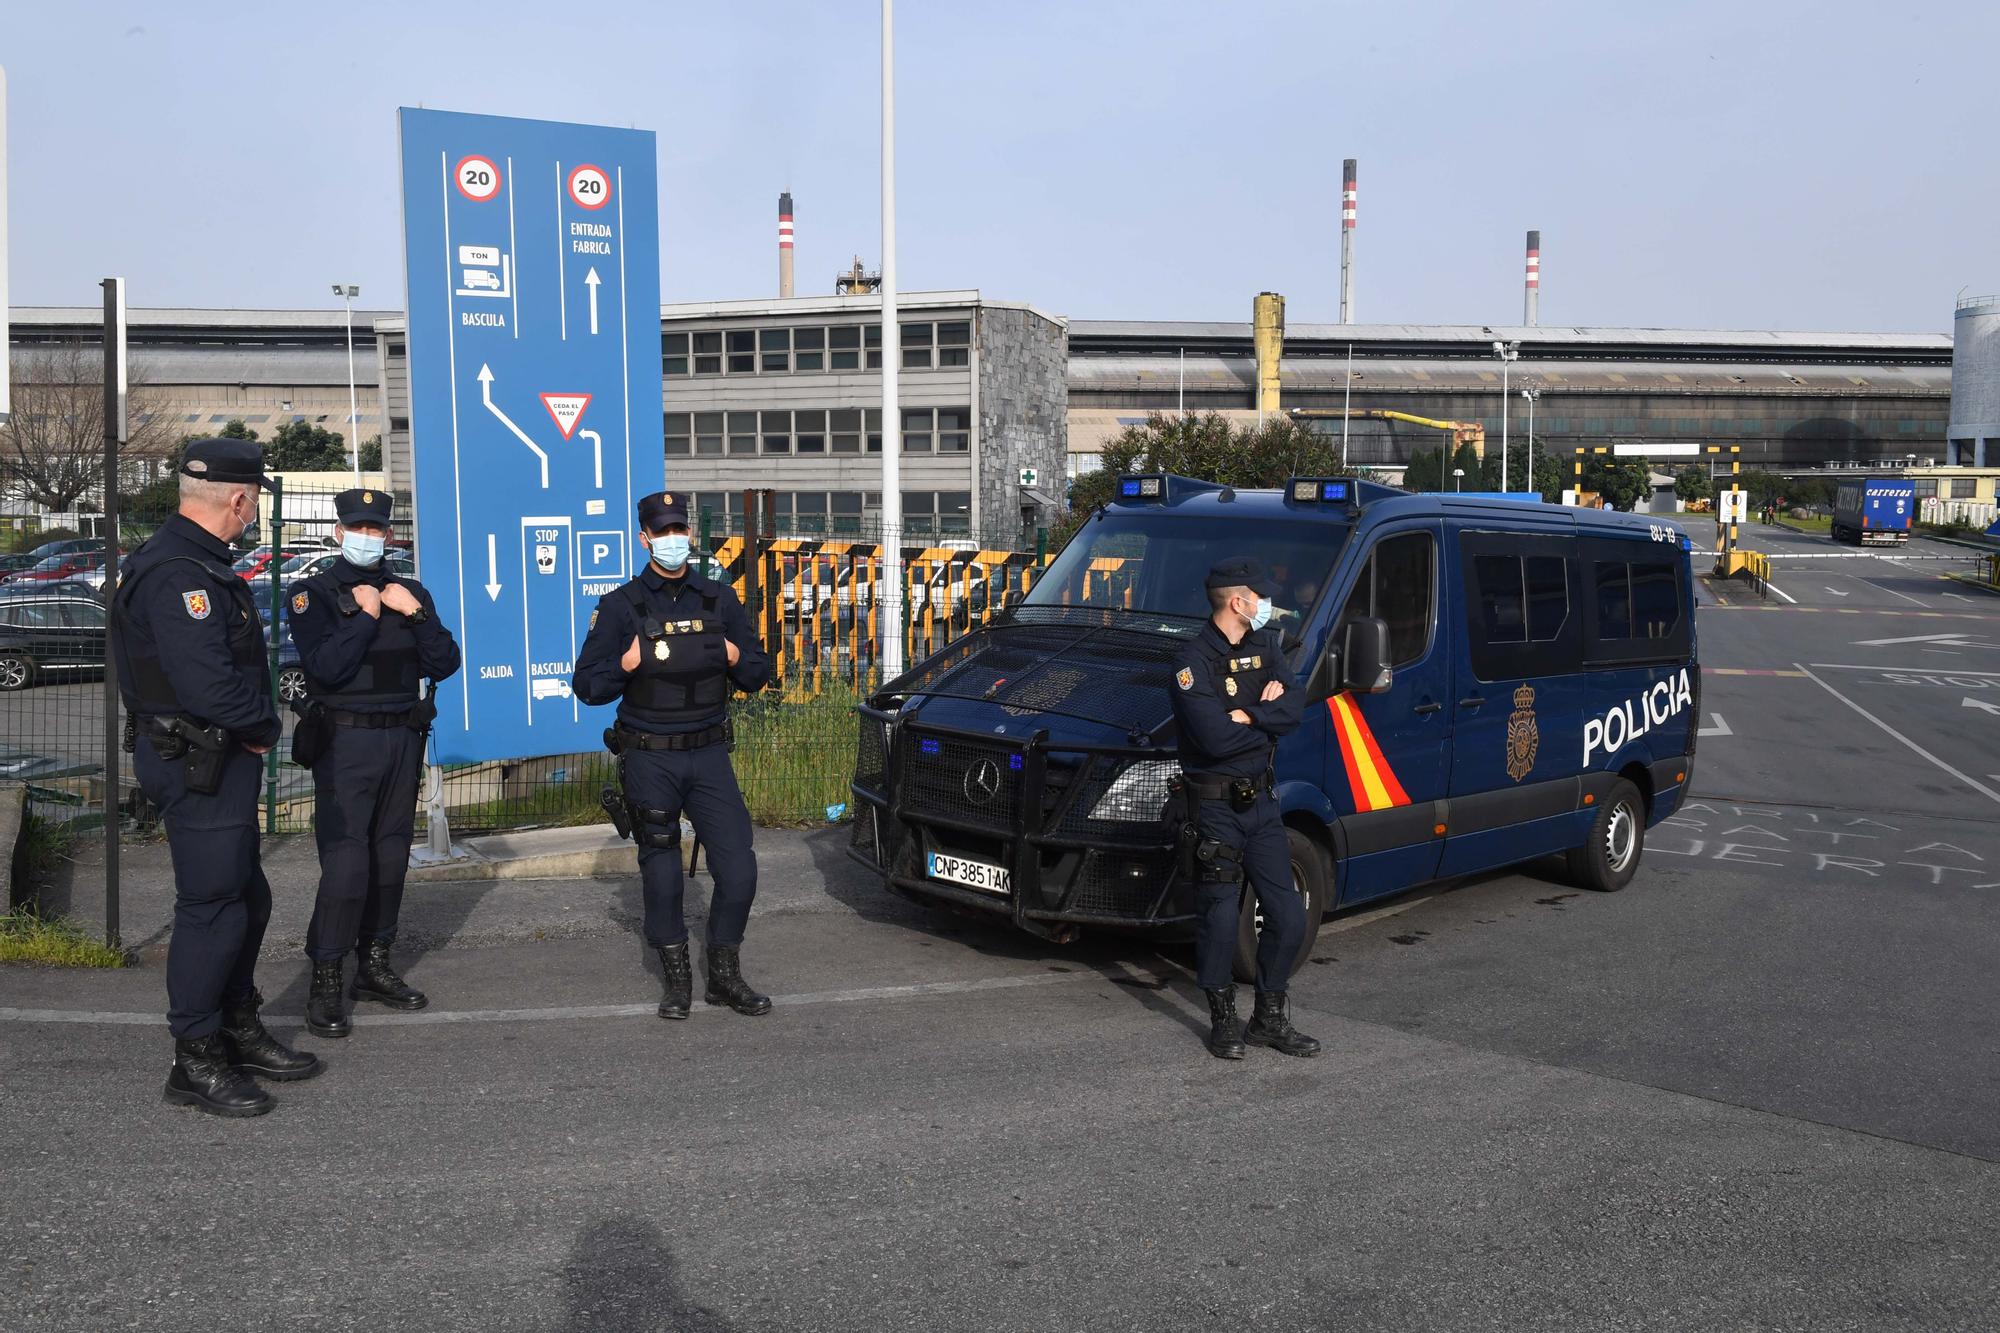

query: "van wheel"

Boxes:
[1567, 779, 1645, 892]
[1232, 827, 1330, 983]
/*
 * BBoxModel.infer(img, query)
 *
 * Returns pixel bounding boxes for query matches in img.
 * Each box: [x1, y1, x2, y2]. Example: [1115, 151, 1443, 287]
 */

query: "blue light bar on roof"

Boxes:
[1116, 475, 1167, 502]
[1287, 477, 1358, 507]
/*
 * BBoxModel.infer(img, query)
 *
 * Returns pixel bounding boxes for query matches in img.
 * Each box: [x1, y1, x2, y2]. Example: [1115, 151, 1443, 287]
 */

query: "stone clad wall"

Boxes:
[976, 307, 1068, 547]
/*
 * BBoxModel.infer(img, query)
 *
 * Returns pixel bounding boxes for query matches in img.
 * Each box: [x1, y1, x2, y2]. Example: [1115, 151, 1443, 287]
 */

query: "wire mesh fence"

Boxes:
[4, 480, 1048, 844]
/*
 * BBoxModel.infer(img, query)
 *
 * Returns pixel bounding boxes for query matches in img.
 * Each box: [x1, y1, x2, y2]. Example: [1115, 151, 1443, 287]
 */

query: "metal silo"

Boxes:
[1949, 295, 2000, 466]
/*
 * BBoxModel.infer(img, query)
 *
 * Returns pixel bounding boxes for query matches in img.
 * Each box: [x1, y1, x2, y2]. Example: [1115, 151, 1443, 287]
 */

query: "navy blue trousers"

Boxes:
[306, 723, 425, 961]
[624, 742, 758, 948]
[136, 740, 271, 1040]
[1192, 791, 1303, 993]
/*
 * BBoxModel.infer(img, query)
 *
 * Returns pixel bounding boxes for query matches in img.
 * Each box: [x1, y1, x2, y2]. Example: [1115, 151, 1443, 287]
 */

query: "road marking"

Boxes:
[1762, 577, 1798, 604]
[1793, 662, 2000, 808]
[1701, 668, 1807, 677]
[1696, 713, 1733, 737]
[1965, 697, 2000, 716]
[1824, 586, 1848, 597]
[1854, 577, 1927, 607]
[1809, 663, 2000, 676]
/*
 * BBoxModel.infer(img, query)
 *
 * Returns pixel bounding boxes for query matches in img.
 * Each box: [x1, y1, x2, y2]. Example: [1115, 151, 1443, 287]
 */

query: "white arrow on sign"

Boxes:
[584, 267, 601, 336]
[578, 428, 603, 489]
[1698, 712, 1733, 737]
[478, 364, 550, 488]
[484, 532, 502, 601]
[1964, 696, 2000, 716]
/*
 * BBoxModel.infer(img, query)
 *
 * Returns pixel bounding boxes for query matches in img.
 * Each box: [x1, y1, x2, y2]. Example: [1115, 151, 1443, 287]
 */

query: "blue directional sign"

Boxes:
[398, 108, 663, 763]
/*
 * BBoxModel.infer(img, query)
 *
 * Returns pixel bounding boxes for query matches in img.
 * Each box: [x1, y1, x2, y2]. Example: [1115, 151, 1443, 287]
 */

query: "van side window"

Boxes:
[1583, 542, 1688, 663]
[1460, 531, 1580, 681]
[1337, 531, 1434, 667]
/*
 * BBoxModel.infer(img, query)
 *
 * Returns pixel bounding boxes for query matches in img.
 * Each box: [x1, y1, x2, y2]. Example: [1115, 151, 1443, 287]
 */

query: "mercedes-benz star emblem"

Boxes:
[963, 758, 1002, 805]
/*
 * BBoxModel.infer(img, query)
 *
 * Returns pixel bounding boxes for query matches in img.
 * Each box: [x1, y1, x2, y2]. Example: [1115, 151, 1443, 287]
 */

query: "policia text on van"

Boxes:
[848, 475, 1698, 978]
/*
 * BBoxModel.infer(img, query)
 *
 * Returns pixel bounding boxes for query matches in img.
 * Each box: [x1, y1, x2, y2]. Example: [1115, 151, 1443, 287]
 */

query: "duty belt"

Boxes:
[610, 719, 731, 753]
[1182, 769, 1276, 802]
[324, 707, 420, 729]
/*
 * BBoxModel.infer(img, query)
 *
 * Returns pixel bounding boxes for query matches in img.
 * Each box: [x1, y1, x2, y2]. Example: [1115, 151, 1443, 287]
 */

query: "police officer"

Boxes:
[289, 488, 461, 1039]
[572, 492, 775, 1020]
[1169, 558, 1322, 1061]
[113, 438, 322, 1117]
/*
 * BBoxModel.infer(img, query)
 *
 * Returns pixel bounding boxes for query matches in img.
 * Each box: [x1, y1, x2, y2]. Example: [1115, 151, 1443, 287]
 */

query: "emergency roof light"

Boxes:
[1286, 476, 1361, 513]
[1114, 474, 1169, 502]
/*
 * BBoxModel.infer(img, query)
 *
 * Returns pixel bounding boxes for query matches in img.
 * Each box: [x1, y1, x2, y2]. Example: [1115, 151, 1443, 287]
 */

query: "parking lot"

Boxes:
[3, 520, 1999, 1330]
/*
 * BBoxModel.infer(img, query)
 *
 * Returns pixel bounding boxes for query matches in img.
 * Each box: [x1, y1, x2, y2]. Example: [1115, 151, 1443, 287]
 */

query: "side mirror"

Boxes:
[1307, 649, 1340, 703]
[1002, 588, 1023, 613]
[1340, 616, 1394, 694]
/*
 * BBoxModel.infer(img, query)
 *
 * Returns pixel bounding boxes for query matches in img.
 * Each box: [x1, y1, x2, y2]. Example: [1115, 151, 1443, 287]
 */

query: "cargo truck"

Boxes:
[1831, 478, 1915, 546]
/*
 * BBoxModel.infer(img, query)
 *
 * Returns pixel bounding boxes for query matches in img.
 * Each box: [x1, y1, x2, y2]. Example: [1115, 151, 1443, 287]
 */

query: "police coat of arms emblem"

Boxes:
[1505, 683, 1539, 782]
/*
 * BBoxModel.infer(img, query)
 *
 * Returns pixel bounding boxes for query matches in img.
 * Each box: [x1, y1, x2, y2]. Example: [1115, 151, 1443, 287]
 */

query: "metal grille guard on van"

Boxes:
[848, 705, 1195, 939]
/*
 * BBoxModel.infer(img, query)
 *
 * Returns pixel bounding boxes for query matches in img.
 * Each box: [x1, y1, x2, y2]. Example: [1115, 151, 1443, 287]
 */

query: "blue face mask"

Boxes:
[650, 533, 691, 571]
[1249, 597, 1274, 632]
[341, 531, 386, 568]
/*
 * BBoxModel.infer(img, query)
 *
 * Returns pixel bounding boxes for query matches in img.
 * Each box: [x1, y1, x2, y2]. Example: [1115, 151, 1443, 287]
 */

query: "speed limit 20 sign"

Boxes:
[567, 164, 611, 210]
[454, 155, 502, 202]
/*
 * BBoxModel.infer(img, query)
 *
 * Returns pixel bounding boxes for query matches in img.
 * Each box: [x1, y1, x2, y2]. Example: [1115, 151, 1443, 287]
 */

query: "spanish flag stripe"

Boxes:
[1328, 695, 1373, 810]
[1350, 701, 1412, 806]
[1331, 695, 1397, 811]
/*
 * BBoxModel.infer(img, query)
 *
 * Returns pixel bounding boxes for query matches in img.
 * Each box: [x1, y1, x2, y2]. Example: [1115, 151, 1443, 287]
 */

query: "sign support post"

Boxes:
[100, 278, 125, 949]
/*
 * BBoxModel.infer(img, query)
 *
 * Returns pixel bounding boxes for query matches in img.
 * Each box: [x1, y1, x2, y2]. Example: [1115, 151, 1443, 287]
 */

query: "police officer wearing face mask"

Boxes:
[288, 488, 461, 1040]
[113, 438, 321, 1117]
[571, 491, 774, 1021]
[1168, 557, 1321, 1062]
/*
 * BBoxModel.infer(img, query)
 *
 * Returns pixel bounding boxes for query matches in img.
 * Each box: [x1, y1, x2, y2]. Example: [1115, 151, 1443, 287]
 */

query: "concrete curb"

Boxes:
[0, 781, 26, 908]
[404, 825, 637, 884]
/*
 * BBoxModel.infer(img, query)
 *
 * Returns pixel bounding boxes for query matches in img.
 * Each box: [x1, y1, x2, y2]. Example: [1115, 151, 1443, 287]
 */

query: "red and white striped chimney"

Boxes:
[1523, 229, 1540, 326]
[778, 191, 795, 299]
[1339, 158, 1357, 324]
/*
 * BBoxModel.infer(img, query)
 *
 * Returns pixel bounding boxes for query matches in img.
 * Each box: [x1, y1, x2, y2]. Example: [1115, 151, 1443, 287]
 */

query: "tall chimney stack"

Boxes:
[1339, 159, 1357, 324]
[778, 191, 795, 299]
[1523, 229, 1540, 326]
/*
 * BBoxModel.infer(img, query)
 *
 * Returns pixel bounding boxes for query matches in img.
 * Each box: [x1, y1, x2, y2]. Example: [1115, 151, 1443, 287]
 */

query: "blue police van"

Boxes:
[848, 475, 1698, 977]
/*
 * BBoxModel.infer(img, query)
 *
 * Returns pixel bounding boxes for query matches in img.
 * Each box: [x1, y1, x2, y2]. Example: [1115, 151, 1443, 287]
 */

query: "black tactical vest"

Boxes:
[617, 579, 730, 726]
[112, 553, 266, 717]
[300, 573, 424, 706]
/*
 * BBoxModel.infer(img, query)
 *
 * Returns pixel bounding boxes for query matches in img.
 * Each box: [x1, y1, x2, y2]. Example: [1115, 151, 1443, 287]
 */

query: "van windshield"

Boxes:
[1022, 510, 1350, 624]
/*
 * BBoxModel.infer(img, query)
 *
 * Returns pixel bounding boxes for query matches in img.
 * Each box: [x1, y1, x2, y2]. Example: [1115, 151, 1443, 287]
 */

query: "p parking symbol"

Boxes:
[576, 530, 627, 582]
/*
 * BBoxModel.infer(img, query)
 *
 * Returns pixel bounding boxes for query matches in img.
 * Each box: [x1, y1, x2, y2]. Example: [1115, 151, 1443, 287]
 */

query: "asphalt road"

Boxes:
[4, 517, 2000, 1330]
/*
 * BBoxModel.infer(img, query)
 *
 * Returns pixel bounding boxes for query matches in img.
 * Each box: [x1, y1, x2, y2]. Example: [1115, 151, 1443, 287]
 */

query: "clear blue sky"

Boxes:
[3, 0, 1991, 331]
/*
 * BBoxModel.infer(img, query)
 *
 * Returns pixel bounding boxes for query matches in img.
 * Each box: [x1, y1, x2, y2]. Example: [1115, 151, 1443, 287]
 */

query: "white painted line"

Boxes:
[1854, 576, 1927, 607]
[1809, 663, 2000, 676]
[1764, 578, 1798, 605]
[1326, 895, 1433, 934]
[1823, 586, 1849, 597]
[1697, 713, 1733, 737]
[1793, 662, 2000, 808]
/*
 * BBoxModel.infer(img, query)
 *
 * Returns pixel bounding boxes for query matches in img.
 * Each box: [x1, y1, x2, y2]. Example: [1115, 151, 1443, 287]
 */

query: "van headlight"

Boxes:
[1089, 759, 1181, 822]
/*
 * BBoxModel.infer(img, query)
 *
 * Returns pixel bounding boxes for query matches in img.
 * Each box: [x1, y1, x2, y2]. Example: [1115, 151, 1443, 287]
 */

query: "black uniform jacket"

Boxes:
[288, 556, 461, 712]
[571, 564, 773, 734]
[1168, 620, 1303, 779]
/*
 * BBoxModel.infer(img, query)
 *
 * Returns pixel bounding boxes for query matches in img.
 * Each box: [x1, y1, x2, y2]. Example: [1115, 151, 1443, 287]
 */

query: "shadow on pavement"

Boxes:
[556, 1214, 736, 1333]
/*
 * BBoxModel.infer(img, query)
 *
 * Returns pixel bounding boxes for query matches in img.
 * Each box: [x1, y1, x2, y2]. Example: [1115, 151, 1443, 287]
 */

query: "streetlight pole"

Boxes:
[1492, 339, 1518, 488]
[1452, 467, 1465, 493]
[877, 0, 904, 681]
[1521, 386, 1539, 497]
[333, 283, 362, 482]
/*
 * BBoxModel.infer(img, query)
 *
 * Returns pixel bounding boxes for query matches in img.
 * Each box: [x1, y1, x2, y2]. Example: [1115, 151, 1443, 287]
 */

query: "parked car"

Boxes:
[255, 604, 309, 703]
[2, 551, 107, 587]
[23, 537, 103, 562]
[245, 547, 414, 601]
[0, 593, 109, 690]
[0, 553, 41, 577]
[232, 542, 323, 581]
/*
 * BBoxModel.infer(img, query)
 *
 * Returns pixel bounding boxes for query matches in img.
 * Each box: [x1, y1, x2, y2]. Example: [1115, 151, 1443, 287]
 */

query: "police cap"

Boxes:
[637, 491, 690, 531]
[178, 437, 276, 489]
[334, 487, 394, 526]
[1204, 557, 1278, 598]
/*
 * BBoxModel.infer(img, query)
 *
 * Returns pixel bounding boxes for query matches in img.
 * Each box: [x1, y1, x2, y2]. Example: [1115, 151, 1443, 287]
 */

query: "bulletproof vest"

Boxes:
[112, 549, 266, 718]
[617, 578, 730, 726]
[302, 573, 424, 706]
[1186, 633, 1280, 770]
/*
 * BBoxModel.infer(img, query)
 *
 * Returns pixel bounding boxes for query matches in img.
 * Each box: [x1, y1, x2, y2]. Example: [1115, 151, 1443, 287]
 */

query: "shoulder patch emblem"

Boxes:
[291, 590, 310, 614]
[182, 590, 212, 621]
[1176, 666, 1194, 691]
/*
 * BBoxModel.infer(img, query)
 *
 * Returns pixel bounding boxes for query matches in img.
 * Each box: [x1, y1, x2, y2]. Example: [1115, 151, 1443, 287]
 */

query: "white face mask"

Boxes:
[650, 533, 691, 571]
[341, 531, 386, 568]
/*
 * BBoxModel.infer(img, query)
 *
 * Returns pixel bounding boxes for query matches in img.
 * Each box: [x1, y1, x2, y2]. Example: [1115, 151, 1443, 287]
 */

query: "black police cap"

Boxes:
[1204, 557, 1278, 599]
[334, 487, 394, 526]
[179, 437, 276, 489]
[637, 490, 690, 531]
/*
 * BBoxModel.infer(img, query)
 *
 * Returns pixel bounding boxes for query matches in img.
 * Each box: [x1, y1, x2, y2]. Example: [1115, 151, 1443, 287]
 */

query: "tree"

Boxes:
[217, 419, 258, 442]
[358, 434, 383, 470]
[0, 343, 180, 511]
[1066, 412, 1344, 512]
[1584, 455, 1651, 511]
[263, 419, 354, 472]
[1674, 468, 1713, 504]
[1402, 446, 1445, 492]
[1481, 445, 1569, 501]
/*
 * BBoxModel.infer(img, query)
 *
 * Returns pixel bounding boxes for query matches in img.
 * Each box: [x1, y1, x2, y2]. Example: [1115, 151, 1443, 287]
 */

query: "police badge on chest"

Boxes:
[654, 639, 670, 661]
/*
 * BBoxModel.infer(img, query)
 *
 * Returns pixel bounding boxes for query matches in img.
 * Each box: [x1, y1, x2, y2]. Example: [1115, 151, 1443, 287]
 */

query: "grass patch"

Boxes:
[0, 909, 125, 967]
[16, 811, 76, 886]
[1772, 513, 1833, 535]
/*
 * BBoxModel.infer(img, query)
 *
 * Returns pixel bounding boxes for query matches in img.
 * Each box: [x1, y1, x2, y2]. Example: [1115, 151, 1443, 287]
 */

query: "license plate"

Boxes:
[926, 851, 1011, 896]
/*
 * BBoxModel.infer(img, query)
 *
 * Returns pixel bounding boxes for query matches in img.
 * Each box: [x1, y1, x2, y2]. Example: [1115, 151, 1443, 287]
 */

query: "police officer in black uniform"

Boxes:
[113, 438, 322, 1116]
[572, 492, 775, 1020]
[288, 488, 461, 1039]
[1169, 558, 1322, 1061]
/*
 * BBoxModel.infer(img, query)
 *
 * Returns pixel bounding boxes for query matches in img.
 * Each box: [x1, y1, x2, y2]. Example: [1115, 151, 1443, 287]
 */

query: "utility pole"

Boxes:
[1492, 339, 1518, 486]
[878, 0, 904, 680]
[101, 278, 126, 949]
[333, 283, 363, 481]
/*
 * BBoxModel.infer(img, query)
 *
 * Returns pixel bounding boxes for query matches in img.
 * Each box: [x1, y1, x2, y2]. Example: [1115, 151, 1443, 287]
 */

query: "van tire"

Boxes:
[1567, 779, 1645, 892]
[1232, 827, 1330, 983]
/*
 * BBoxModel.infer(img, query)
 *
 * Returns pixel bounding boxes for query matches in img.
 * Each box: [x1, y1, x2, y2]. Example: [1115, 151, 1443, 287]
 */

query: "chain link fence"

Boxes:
[3, 481, 1047, 843]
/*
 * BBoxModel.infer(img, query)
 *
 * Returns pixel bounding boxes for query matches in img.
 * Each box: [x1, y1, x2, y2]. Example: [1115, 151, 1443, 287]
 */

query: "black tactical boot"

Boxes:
[1245, 991, 1322, 1058]
[703, 945, 772, 1016]
[219, 989, 323, 1081]
[1203, 987, 1247, 1060]
[164, 1034, 273, 1117]
[307, 959, 352, 1039]
[656, 943, 693, 1020]
[352, 939, 428, 1011]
